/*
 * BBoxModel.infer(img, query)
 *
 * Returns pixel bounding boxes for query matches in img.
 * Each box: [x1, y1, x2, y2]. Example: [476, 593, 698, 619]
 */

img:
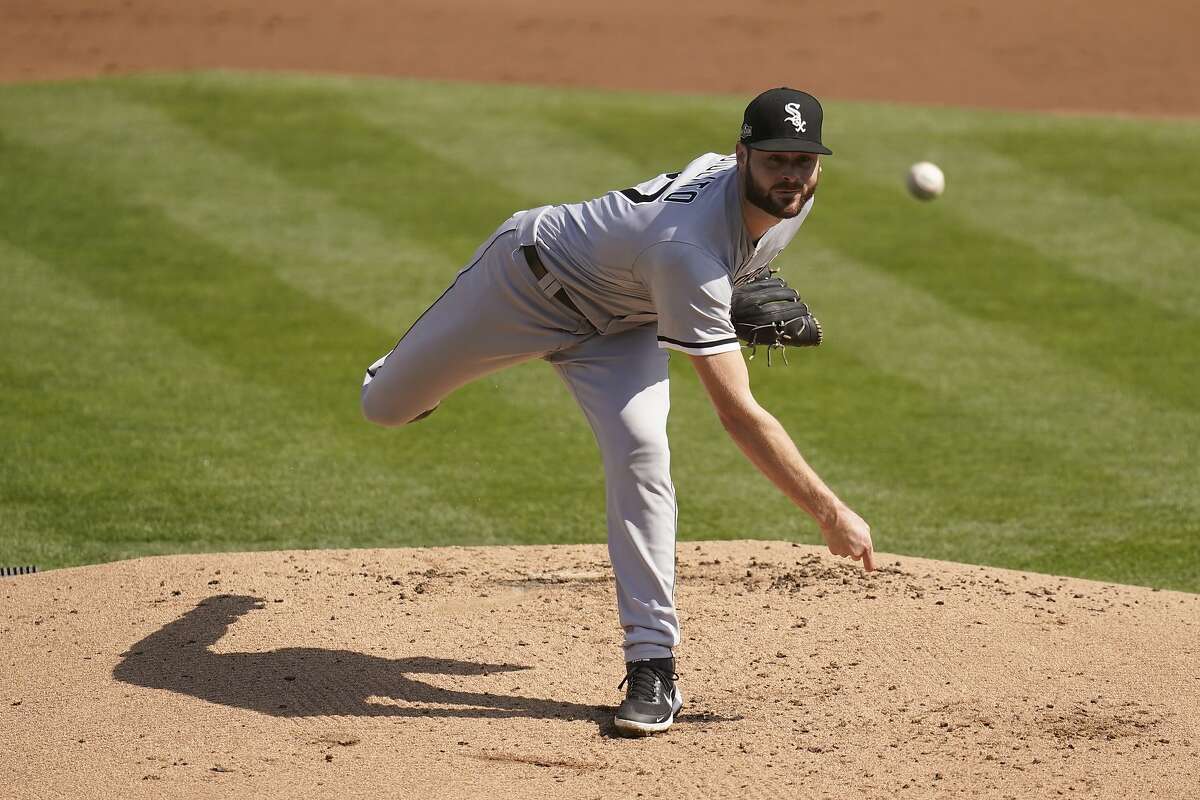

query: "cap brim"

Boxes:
[746, 138, 832, 155]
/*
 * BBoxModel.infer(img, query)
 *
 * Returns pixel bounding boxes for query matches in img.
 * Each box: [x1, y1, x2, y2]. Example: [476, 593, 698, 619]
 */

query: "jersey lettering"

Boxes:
[663, 191, 698, 204]
[659, 155, 736, 205]
[619, 153, 735, 207]
[619, 156, 733, 207]
[619, 172, 681, 204]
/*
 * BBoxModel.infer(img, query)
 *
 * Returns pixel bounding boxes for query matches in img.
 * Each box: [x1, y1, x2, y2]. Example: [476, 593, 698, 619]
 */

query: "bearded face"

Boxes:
[740, 148, 821, 219]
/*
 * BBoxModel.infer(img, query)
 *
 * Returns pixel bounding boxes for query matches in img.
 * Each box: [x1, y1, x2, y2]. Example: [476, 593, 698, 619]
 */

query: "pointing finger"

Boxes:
[863, 549, 876, 572]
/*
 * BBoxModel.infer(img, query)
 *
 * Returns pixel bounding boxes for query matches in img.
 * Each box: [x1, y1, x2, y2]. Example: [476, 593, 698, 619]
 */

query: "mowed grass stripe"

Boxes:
[124, 77, 517, 263]
[0, 132, 600, 560]
[811, 167, 1199, 413]
[339, 77, 652, 205]
[827, 106, 1200, 318]
[0, 244, 295, 562]
[800, 242, 1198, 581]
[0, 82, 454, 334]
[0, 242, 476, 565]
[0, 132, 367, 393]
[0, 100, 616, 556]
[0, 81, 605, 494]
[976, 120, 1200, 237]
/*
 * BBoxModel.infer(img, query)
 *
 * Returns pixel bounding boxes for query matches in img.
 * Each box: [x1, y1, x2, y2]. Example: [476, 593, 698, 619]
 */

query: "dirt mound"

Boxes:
[2, 0, 1198, 115]
[2, 542, 1197, 798]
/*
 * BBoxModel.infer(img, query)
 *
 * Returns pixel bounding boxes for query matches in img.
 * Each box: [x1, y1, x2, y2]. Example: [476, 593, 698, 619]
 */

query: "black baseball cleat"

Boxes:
[613, 657, 683, 737]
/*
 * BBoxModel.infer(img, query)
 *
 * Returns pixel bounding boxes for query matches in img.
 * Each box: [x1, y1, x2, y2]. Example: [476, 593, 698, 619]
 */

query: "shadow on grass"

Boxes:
[113, 595, 736, 736]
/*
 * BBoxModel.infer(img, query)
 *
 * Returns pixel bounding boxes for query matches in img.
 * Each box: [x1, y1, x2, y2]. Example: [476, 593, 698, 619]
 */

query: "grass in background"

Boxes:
[0, 73, 1196, 591]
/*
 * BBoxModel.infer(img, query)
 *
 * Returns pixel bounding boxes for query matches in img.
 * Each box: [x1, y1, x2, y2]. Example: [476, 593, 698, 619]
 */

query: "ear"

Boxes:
[735, 143, 748, 168]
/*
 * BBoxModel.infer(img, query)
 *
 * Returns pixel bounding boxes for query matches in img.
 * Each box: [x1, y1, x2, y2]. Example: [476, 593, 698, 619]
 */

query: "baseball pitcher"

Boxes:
[361, 88, 875, 736]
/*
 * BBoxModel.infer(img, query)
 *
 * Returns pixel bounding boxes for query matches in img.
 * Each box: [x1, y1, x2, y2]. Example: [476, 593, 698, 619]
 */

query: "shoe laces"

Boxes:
[618, 661, 677, 703]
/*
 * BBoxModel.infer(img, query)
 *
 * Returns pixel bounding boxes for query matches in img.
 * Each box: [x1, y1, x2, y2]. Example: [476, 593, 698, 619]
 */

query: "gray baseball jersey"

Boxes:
[515, 151, 814, 353]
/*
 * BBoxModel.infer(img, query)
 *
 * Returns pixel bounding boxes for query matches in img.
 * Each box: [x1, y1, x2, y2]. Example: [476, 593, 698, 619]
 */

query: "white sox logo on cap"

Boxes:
[740, 88, 831, 153]
[784, 102, 806, 133]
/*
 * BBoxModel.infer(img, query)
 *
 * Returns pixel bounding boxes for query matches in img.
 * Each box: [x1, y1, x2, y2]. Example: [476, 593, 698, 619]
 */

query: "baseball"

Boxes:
[906, 161, 945, 201]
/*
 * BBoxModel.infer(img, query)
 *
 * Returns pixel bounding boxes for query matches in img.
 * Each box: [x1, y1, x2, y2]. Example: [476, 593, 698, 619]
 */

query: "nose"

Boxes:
[779, 162, 812, 183]
[776, 171, 806, 189]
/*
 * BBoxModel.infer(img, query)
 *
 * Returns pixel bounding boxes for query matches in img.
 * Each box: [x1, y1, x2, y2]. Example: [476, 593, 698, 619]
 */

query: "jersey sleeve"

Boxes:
[635, 241, 741, 357]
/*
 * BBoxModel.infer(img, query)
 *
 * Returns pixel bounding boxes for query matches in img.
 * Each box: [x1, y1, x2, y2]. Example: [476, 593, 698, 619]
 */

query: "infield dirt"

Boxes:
[3, 543, 1198, 799]
[2, 0, 1199, 116]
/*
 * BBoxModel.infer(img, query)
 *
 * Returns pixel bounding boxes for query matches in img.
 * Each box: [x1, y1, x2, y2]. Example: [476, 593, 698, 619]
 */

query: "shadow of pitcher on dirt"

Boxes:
[113, 594, 613, 724]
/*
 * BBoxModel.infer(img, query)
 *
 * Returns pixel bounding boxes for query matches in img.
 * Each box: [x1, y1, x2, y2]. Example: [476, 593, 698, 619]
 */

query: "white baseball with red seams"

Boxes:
[907, 161, 946, 200]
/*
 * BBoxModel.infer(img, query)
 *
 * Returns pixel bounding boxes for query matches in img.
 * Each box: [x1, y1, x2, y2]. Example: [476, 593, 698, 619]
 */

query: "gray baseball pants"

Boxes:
[361, 215, 678, 662]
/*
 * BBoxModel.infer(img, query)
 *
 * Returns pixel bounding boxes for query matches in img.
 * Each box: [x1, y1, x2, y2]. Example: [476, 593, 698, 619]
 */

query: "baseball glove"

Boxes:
[730, 272, 822, 365]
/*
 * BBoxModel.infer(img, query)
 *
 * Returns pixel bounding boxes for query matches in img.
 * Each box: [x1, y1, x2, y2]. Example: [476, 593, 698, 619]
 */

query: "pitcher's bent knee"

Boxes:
[360, 385, 401, 427]
[360, 384, 438, 427]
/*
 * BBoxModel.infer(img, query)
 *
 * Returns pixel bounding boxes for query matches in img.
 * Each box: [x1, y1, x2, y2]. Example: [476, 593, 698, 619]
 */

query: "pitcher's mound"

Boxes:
[2, 542, 1197, 799]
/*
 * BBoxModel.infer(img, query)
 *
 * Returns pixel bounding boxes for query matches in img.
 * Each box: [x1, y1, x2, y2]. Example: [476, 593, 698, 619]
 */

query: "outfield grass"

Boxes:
[0, 73, 1196, 591]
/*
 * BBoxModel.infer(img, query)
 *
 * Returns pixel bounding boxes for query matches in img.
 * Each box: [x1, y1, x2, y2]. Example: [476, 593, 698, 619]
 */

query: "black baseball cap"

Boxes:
[739, 87, 832, 155]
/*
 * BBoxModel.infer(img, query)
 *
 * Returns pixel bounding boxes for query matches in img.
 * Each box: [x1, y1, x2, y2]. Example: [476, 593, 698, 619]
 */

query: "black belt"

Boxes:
[522, 244, 583, 317]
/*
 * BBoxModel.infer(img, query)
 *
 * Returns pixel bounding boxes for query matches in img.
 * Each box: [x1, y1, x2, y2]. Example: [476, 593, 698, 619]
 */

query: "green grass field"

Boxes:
[1, 73, 1197, 591]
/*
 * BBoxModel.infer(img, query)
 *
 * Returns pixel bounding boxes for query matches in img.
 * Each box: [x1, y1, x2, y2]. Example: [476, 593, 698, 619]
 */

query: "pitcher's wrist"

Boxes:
[810, 493, 842, 529]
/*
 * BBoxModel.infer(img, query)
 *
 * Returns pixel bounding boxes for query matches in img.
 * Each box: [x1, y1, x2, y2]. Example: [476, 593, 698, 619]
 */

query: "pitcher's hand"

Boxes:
[819, 504, 876, 571]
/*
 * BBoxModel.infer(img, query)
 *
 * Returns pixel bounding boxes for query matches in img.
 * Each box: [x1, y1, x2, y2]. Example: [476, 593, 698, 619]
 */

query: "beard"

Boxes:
[743, 160, 817, 219]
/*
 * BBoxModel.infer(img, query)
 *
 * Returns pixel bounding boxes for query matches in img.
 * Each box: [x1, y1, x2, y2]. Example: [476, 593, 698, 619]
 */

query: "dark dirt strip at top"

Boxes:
[1, 0, 1198, 116]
